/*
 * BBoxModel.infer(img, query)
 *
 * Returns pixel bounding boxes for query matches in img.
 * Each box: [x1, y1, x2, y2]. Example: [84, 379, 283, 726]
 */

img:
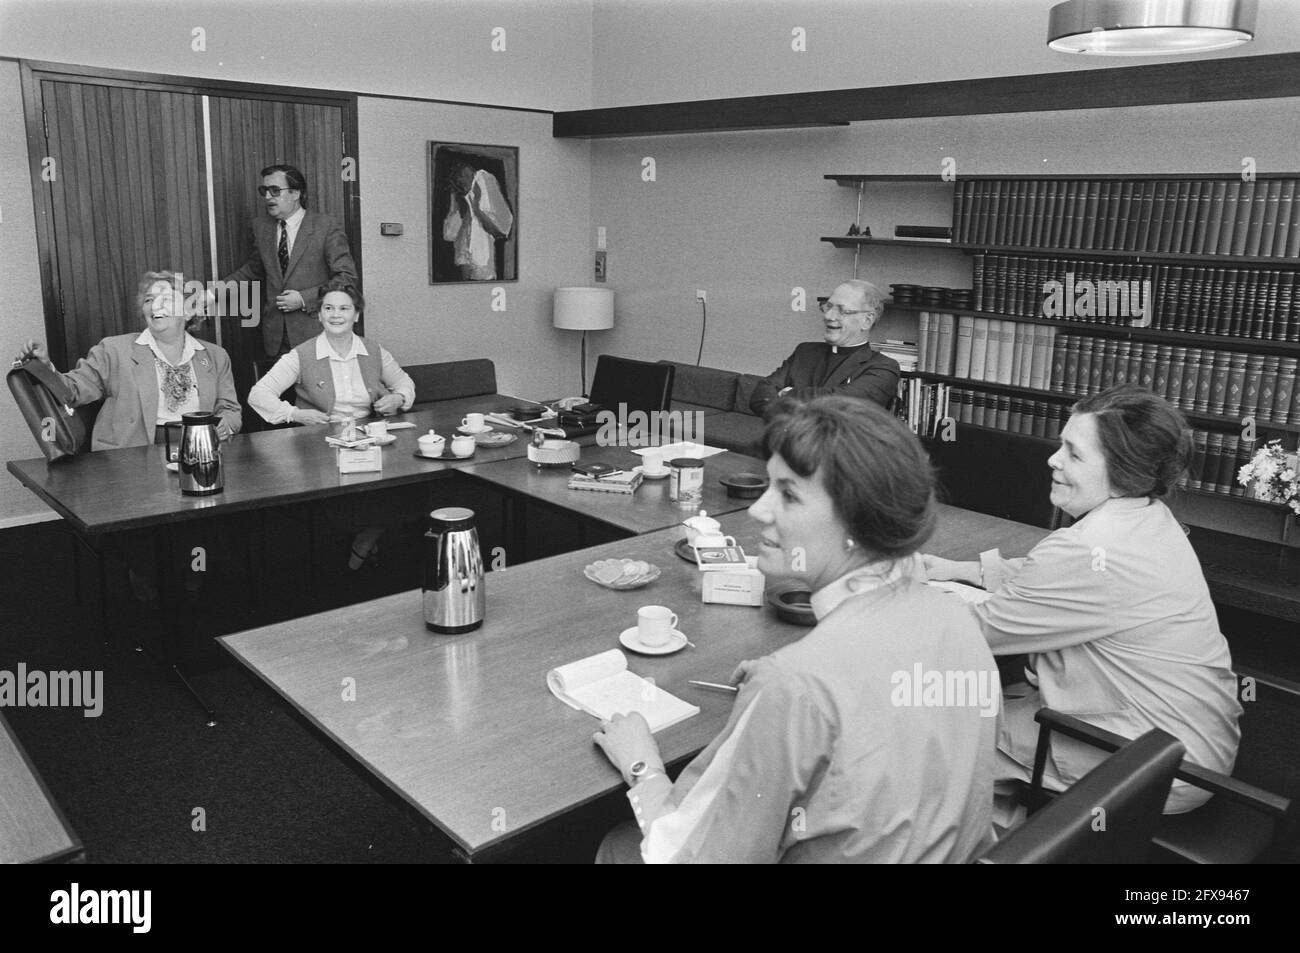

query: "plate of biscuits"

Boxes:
[584, 558, 662, 590]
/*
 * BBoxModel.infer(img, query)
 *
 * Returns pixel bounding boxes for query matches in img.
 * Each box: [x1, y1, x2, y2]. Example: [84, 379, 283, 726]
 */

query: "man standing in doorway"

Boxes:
[225, 164, 358, 356]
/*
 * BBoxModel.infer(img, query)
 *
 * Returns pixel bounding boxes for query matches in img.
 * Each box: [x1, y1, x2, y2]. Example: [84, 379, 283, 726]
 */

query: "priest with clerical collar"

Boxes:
[748, 279, 900, 418]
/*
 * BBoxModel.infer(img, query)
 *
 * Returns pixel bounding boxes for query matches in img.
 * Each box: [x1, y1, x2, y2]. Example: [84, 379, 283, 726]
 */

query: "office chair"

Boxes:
[588, 355, 675, 417]
[978, 726, 1184, 864]
[1029, 707, 1296, 864]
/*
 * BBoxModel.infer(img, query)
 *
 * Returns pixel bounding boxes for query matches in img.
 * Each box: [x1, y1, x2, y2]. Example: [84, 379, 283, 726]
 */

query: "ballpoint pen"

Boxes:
[688, 680, 738, 694]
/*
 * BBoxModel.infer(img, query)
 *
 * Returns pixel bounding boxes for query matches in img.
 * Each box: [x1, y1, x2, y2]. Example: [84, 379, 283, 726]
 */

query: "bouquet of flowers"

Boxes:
[1237, 439, 1300, 515]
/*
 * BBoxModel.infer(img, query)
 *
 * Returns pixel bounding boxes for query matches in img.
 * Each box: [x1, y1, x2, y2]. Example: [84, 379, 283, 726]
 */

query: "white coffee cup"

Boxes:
[642, 448, 666, 474]
[365, 420, 388, 439]
[637, 605, 679, 647]
[461, 413, 486, 432]
[450, 433, 476, 457]
[418, 431, 445, 456]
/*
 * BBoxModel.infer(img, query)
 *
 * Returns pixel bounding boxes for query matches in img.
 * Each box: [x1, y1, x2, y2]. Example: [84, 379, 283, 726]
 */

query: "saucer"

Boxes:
[673, 538, 697, 563]
[366, 434, 397, 446]
[165, 462, 179, 473]
[457, 425, 493, 436]
[619, 626, 687, 656]
[414, 448, 474, 461]
[634, 465, 671, 480]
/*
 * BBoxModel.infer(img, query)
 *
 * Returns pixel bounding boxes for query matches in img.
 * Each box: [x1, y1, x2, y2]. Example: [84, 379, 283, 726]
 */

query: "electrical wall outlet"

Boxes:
[696, 289, 707, 302]
[595, 250, 607, 282]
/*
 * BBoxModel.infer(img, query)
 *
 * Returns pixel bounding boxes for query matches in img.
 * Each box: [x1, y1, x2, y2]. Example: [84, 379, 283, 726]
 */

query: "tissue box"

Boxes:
[337, 446, 382, 473]
[701, 557, 765, 606]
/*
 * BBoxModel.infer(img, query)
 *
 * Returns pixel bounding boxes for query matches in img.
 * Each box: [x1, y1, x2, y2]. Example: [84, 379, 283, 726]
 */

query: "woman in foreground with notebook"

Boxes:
[592, 396, 999, 863]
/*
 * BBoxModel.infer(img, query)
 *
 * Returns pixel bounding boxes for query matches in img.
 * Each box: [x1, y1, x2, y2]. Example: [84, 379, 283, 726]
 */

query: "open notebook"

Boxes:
[547, 649, 699, 733]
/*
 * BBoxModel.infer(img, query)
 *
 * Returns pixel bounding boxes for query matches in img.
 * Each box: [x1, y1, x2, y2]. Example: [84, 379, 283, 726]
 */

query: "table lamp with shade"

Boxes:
[553, 287, 614, 397]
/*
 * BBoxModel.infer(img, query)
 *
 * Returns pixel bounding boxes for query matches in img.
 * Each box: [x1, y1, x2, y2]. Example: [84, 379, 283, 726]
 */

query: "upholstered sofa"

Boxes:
[657, 360, 768, 456]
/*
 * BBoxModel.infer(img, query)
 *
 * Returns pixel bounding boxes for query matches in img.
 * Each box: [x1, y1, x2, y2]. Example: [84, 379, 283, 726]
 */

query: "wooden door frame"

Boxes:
[19, 60, 361, 364]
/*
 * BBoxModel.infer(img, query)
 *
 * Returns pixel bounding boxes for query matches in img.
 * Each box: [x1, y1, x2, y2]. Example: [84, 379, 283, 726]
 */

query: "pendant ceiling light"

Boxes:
[1048, 0, 1257, 55]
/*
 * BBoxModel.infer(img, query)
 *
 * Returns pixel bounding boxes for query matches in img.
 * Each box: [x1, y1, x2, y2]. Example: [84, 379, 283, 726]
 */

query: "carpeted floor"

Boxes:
[2, 509, 1297, 864]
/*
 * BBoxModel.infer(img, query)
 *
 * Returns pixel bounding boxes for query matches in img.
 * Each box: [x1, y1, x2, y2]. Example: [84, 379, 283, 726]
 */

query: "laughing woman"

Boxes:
[16, 270, 242, 600]
[17, 270, 241, 449]
[249, 286, 415, 569]
[592, 396, 999, 863]
[924, 384, 1242, 818]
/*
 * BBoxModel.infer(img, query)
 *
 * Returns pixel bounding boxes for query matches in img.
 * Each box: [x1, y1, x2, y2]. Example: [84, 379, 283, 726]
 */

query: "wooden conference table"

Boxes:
[220, 505, 1049, 862]
[5, 395, 541, 536]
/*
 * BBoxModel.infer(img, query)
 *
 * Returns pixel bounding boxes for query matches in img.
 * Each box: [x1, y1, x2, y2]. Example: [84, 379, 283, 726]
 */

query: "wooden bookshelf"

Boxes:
[905, 370, 1300, 434]
[836, 172, 1300, 547]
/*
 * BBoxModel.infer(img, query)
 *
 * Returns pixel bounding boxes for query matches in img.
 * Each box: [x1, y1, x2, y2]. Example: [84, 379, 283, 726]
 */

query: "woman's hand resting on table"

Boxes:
[372, 393, 405, 416]
[922, 554, 982, 586]
[594, 712, 664, 785]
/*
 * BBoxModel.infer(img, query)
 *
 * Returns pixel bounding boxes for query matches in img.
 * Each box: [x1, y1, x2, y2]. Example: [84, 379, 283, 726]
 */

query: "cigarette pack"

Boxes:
[701, 557, 765, 606]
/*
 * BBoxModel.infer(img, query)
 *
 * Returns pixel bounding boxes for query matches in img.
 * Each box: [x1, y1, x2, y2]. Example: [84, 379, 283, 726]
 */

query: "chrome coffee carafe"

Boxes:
[423, 507, 485, 633]
[171, 411, 224, 496]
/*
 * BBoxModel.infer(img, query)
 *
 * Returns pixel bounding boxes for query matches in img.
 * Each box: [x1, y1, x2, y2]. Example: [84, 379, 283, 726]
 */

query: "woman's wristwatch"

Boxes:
[627, 760, 662, 787]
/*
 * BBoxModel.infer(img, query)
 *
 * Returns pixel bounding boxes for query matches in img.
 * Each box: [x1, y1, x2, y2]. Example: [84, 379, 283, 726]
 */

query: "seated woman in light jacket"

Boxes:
[18, 270, 241, 449]
[249, 286, 415, 568]
[17, 270, 242, 600]
[593, 396, 999, 863]
[925, 383, 1242, 817]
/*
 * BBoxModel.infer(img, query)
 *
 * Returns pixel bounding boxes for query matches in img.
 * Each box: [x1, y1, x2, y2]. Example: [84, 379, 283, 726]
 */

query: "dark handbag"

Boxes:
[6, 357, 94, 462]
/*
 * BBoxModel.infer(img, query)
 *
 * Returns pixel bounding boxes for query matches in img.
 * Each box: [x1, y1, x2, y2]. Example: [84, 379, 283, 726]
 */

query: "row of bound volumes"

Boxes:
[951, 177, 1300, 257]
[970, 253, 1300, 341]
[948, 388, 1065, 439]
[972, 255, 1154, 322]
[919, 312, 1059, 388]
[1051, 336, 1300, 425]
[1180, 429, 1254, 497]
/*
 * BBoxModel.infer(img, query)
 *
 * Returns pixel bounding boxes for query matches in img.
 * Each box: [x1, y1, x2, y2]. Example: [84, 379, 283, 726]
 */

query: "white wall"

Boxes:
[357, 96, 592, 400]
[588, 100, 1300, 376]
[591, 0, 1300, 107]
[0, 0, 594, 111]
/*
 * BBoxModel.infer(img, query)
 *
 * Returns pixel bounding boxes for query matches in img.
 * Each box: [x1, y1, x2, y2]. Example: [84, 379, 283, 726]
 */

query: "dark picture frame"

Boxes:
[428, 141, 519, 283]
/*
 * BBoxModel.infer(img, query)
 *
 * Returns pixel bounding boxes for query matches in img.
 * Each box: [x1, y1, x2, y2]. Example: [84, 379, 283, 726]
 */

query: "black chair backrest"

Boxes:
[407, 359, 498, 404]
[589, 355, 674, 415]
[977, 728, 1185, 864]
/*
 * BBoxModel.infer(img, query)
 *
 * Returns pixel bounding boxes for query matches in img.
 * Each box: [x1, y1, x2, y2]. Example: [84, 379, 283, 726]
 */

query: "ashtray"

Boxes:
[719, 472, 769, 499]
[528, 439, 581, 467]
[584, 558, 662, 590]
[767, 583, 816, 627]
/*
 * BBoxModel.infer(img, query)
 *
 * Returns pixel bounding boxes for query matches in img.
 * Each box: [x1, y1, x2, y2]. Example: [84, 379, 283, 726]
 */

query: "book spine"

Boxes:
[1217, 181, 1241, 255]
[1169, 180, 1192, 255]
[1063, 335, 1081, 394]
[1207, 349, 1230, 417]
[1183, 347, 1206, 413]
[969, 318, 989, 381]
[1187, 429, 1207, 491]
[1288, 177, 1300, 258]
[936, 312, 956, 376]
[1258, 180, 1282, 257]
[984, 320, 1002, 382]
[1259, 355, 1281, 423]
[1242, 353, 1265, 419]
[1272, 357, 1297, 425]
[1225, 352, 1248, 419]
[917, 311, 932, 373]
[1219, 434, 1241, 496]
[1205, 432, 1225, 493]
[1245, 179, 1272, 257]
[997, 320, 1015, 385]
[954, 316, 975, 377]
[1231, 180, 1255, 256]
[1203, 181, 1228, 256]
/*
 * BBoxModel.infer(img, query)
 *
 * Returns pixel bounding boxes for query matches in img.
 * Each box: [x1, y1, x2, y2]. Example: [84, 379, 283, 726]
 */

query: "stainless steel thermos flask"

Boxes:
[172, 411, 224, 496]
[423, 507, 485, 633]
